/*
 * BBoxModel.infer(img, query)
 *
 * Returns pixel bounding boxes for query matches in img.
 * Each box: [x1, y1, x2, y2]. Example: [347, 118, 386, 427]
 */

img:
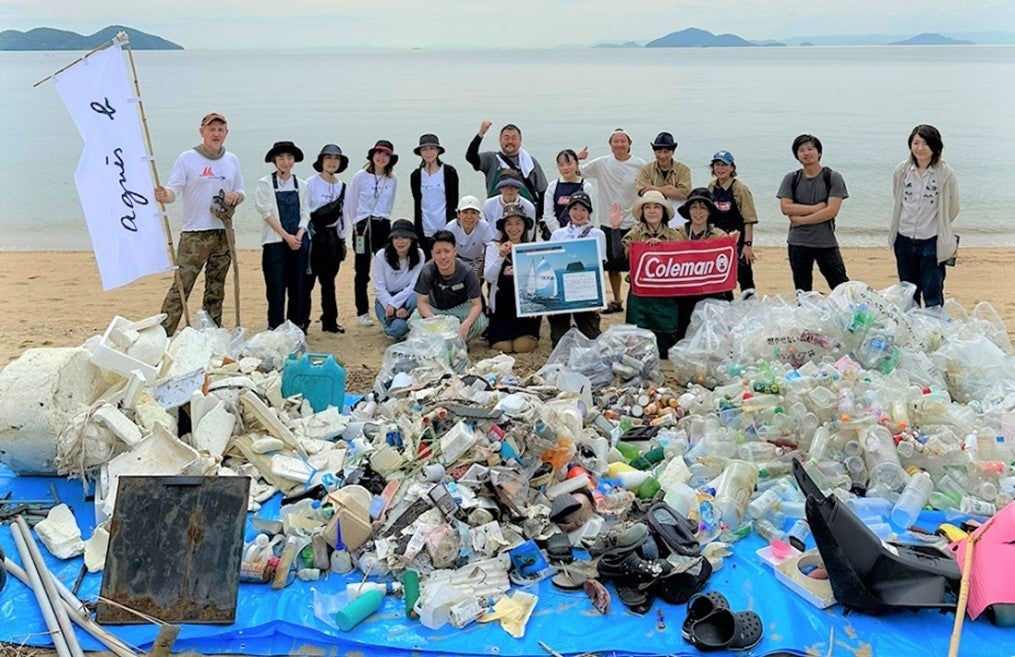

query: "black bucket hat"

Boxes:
[313, 144, 349, 173]
[388, 218, 417, 241]
[496, 203, 534, 233]
[367, 139, 399, 166]
[677, 187, 717, 219]
[413, 133, 445, 156]
[565, 190, 594, 214]
[264, 141, 304, 163]
[651, 131, 678, 150]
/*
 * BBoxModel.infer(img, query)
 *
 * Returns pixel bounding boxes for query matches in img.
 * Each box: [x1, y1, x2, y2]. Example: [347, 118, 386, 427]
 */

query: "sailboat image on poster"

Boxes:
[524, 257, 558, 303]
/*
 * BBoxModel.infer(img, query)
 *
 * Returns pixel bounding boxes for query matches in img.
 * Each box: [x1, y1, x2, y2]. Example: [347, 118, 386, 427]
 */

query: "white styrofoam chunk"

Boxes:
[193, 402, 237, 456]
[84, 525, 110, 573]
[125, 325, 169, 367]
[35, 503, 85, 559]
[0, 347, 108, 474]
[92, 403, 143, 447]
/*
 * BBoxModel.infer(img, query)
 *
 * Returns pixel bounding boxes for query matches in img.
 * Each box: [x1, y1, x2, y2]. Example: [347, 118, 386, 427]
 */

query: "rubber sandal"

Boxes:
[682, 590, 730, 640]
[615, 581, 653, 615]
[545, 531, 574, 564]
[602, 301, 624, 314]
[552, 569, 587, 591]
[687, 607, 763, 651]
[648, 554, 713, 606]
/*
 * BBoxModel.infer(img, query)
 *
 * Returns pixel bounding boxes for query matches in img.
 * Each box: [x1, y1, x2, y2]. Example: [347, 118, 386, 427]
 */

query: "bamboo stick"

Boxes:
[122, 35, 191, 329]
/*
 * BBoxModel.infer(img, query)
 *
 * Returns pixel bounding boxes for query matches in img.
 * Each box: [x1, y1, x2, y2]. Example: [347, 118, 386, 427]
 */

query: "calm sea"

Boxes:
[1, 46, 1013, 250]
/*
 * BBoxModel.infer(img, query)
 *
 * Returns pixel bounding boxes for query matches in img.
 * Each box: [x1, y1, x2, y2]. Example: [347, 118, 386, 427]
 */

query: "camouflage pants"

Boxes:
[160, 229, 231, 334]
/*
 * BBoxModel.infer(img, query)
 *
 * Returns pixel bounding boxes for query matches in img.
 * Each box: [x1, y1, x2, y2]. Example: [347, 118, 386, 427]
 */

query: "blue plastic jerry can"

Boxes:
[281, 353, 346, 413]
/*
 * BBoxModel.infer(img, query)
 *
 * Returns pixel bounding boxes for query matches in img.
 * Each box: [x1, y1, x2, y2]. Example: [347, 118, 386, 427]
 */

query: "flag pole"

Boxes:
[32, 39, 120, 88]
[119, 33, 191, 328]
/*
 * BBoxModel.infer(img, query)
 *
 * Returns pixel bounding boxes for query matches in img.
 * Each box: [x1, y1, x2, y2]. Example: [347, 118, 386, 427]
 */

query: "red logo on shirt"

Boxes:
[199, 166, 215, 177]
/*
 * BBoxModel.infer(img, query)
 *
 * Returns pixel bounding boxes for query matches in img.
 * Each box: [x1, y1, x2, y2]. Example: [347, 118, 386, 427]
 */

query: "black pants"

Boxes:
[353, 217, 390, 315]
[738, 252, 756, 291]
[548, 312, 601, 347]
[787, 244, 848, 293]
[263, 241, 308, 329]
[304, 227, 346, 329]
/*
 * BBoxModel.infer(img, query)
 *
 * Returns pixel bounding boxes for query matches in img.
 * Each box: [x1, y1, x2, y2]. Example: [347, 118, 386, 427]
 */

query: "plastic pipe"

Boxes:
[10, 524, 72, 657]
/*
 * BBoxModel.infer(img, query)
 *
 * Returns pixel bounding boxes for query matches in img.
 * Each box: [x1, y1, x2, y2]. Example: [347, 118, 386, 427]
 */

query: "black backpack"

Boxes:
[790, 166, 833, 203]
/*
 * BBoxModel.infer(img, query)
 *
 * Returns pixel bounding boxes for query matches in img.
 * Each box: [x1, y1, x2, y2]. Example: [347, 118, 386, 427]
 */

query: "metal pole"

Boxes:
[16, 516, 84, 657]
[4, 557, 139, 657]
[10, 524, 72, 657]
[121, 36, 191, 329]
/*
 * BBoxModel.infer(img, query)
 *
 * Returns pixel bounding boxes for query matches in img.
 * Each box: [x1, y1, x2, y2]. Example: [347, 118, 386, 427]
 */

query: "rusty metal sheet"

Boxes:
[97, 475, 250, 624]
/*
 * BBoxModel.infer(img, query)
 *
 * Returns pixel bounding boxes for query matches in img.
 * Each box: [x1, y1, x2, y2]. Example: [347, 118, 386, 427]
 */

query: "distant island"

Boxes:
[0, 25, 182, 51]
[647, 28, 762, 48]
[640, 27, 983, 48]
[889, 33, 974, 46]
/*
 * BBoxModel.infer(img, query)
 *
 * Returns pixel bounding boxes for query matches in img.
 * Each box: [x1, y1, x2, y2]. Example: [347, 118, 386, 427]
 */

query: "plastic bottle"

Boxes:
[787, 519, 811, 551]
[335, 589, 384, 631]
[272, 537, 299, 590]
[243, 534, 270, 563]
[753, 518, 787, 542]
[890, 471, 933, 529]
[747, 489, 781, 520]
[712, 460, 758, 531]
[959, 496, 996, 516]
[345, 581, 403, 598]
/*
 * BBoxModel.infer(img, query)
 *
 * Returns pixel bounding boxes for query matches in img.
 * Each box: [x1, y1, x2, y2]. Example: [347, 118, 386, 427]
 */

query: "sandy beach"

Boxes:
[1, 247, 1011, 391]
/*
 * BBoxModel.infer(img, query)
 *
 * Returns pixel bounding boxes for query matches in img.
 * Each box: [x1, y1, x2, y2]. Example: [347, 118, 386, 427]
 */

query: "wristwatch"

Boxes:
[743, 241, 752, 246]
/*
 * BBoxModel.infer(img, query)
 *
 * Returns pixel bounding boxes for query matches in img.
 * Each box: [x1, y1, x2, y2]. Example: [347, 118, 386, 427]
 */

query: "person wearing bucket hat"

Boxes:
[447, 195, 497, 282]
[673, 187, 732, 341]
[410, 134, 459, 260]
[636, 131, 692, 222]
[371, 219, 424, 340]
[618, 190, 682, 356]
[254, 140, 311, 330]
[466, 120, 548, 215]
[708, 150, 760, 299]
[777, 134, 849, 293]
[484, 169, 537, 241]
[484, 203, 541, 353]
[413, 230, 489, 344]
[345, 139, 399, 326]
[156, 112, 245, 335]
[576, 129, 646, 314]
[301, 144, 351, 334]
[547, 191, 607, 347]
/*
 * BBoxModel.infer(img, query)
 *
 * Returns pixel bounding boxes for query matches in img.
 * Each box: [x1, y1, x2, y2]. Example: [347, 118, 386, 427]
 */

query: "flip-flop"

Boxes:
[687, 607, 763, 651]
[682, 590, 730, 640]
[615, 581, 653, 615]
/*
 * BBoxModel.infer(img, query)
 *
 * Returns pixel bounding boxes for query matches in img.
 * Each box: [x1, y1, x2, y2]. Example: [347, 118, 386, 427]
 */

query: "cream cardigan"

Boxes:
[888, 159, 960, 264]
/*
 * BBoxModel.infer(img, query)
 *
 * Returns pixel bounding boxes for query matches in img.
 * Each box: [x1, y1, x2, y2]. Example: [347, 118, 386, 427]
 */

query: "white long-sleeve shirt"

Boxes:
[254, 172, 310, 245]
[372, 247, 424, 309]
[345, 169, 397, 223]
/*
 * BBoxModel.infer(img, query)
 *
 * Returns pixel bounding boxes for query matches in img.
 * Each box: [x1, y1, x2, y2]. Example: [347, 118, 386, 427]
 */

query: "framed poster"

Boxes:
[512, 238, 607, 317]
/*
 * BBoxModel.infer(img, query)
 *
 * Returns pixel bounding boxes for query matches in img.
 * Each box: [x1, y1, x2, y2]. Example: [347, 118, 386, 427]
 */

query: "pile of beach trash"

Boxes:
[1, 279, 1013, 633]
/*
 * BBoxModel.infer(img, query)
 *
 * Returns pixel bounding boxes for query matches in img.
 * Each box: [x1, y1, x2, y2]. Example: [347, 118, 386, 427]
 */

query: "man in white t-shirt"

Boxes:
[577, 129, 645, 313]
[155, 112, 245, 334]
[446, 195, 496, 280]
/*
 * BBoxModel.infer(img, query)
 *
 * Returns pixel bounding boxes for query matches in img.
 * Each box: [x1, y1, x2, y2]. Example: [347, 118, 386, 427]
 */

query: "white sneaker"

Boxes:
[357, 313, 374, 326]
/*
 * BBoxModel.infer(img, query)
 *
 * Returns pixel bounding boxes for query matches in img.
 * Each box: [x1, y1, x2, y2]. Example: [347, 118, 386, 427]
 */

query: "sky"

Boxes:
[3, 1, 1014, 49]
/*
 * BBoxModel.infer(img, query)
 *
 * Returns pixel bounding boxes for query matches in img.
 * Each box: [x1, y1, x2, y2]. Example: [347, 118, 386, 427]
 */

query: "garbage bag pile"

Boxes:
[1, 281, 1014, 633]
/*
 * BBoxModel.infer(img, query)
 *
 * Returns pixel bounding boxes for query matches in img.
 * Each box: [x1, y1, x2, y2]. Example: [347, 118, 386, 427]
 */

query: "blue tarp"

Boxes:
[1, 466, 1010, 656]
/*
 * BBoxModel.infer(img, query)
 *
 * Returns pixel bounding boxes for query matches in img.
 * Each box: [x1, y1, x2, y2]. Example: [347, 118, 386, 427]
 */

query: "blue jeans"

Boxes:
[375, 294, 418, 339]
[894, 234, 945, 308]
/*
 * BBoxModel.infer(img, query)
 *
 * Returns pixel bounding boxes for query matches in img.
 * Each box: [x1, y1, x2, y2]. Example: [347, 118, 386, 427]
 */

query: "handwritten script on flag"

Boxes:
[54, 44, 170, 289]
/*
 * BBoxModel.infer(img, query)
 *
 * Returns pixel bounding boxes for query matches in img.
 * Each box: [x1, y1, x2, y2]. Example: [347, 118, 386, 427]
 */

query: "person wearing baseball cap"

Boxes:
[155, 112, 245, 334]
[345, 139, 399, 326]
[708, 150, 760, 299]
[301, 144, 351, 334]
[446, 194, 497, 282]
[410, 134, 460, 260]
[484, 203, 541, 353]
[255, 141, 311, 330]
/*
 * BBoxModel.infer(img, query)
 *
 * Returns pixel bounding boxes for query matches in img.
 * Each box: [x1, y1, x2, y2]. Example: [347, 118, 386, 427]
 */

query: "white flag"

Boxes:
[54, 44, 171, 290]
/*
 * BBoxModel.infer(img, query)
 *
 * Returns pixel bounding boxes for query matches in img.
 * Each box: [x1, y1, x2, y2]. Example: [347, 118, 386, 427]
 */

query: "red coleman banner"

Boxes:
[629, 235, 739, 297]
